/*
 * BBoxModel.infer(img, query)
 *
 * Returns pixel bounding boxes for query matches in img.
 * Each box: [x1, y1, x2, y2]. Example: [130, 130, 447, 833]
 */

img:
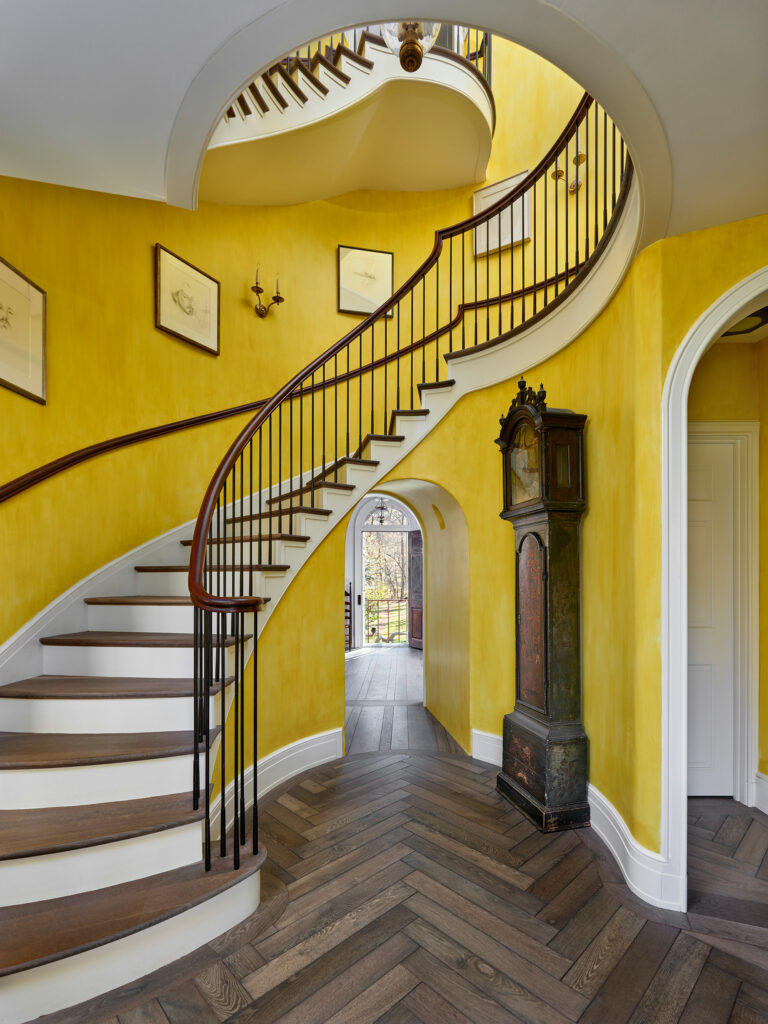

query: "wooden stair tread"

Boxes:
[227, 506, 332, 523]
[0, 841, 265, 976]
[0, 674, 229, 699]
[417, 378, 456, 392]
[0, 792, 204, 861]
[180, 534, 310, 545]
[39, 631, 247, 648]
[0, 728, 220, 769]
[135, 564, 289, 573]
[83, 595, 192, 606]
[267, 480, 355, 504]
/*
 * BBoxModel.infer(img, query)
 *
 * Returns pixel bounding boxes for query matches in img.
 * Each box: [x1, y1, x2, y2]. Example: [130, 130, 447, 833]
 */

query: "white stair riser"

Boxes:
[336, 464, 379, 486]
[136, 569, 287, 598]
[0, 754, 194, 809]
[87, 604, 194, 633]
[0, 870, 260, 1024]
[391, 416, 429, 443]
[0, 820, 202, 907]
[0, 694, 220, 733]
[182, 537, 302, 567]
[268, 488, 352, 515]
[42, 644, 235, 678]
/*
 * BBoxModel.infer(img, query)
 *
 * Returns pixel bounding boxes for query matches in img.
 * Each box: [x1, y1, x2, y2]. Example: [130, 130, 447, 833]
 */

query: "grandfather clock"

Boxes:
[496, 377, 589, 831]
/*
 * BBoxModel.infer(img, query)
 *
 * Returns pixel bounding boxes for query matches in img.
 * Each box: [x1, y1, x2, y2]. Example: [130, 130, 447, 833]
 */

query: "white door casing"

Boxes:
[687, 439, 734, 796]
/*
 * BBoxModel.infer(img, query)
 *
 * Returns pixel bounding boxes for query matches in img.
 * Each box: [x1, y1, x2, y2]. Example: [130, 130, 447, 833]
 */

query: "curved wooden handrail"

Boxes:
[188, 89, 632, 615]
[0, 398, 268, 506]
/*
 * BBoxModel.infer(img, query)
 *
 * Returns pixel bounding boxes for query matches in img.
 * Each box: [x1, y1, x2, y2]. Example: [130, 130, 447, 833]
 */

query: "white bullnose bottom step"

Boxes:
[0, 866, 262, 1024]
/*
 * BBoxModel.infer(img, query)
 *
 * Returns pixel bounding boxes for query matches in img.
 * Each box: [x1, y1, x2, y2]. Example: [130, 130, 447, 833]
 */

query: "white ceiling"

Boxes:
[1, 0, 766, 248]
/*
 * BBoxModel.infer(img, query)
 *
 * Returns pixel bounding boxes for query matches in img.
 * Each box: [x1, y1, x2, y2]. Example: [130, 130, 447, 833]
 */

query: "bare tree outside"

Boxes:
[363, 530, 408, 643]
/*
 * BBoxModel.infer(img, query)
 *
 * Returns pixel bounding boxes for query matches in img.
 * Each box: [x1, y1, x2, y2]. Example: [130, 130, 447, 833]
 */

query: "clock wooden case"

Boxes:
[495, 377, 590, 831]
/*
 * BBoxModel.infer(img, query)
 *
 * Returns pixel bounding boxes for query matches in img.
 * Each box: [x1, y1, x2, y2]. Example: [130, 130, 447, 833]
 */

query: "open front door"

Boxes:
[408, 529, 423, 650]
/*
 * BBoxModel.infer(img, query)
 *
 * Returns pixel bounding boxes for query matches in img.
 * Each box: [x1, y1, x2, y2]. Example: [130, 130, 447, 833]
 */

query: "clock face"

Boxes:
[509, 422, 541, 505]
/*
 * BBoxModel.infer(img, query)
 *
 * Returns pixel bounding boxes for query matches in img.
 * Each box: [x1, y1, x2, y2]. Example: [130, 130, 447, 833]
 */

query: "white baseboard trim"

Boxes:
[471, 729, 503, 767]
[756, 772, 768, 815]
[588, 784, 684, 911]
[211, 728, 344, 835]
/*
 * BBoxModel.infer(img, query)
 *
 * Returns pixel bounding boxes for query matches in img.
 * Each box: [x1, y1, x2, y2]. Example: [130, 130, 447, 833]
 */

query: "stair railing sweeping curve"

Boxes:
[188, 90, 632, 870]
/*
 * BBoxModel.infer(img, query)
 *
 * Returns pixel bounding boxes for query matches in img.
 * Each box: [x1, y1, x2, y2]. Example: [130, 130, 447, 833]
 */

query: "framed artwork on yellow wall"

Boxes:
[0, 256, 46, 404]
[155, 244, 220, 355]
[338, 245, 394, 318]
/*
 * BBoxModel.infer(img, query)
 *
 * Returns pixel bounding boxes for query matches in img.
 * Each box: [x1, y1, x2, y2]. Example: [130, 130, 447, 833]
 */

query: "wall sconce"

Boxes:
[251, 269, 285, 318]
[551, 139, 586, 195]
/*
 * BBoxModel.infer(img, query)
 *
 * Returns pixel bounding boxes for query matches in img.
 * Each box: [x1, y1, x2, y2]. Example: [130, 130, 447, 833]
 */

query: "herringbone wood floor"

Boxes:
[41, 753, 768, 1024]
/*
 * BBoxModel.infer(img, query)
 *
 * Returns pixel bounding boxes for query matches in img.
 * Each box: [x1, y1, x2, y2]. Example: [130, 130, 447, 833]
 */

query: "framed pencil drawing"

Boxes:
[338, 245, 394, 317]
[0, 256, 46, 404]
[473, 171, 531, 256]
[155, 244, 220, 355]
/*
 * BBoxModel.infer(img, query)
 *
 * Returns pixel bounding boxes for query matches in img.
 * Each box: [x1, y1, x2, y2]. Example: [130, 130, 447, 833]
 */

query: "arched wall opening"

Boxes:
[662, 265, 768, 911]
[370, 478, 471, 753]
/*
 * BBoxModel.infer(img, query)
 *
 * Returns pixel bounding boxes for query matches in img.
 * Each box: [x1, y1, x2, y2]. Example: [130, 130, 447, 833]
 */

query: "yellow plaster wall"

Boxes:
[688, 342, 759, 421]
[0, 37, 579, 652]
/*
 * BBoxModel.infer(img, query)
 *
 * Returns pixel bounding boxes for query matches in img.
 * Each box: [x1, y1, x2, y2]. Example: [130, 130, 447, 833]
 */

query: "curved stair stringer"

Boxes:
[0, 174, 639, 1024]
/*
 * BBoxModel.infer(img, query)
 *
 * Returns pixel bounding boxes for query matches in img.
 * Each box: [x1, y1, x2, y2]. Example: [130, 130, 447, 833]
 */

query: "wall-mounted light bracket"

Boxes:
[251, 270, 285, 318]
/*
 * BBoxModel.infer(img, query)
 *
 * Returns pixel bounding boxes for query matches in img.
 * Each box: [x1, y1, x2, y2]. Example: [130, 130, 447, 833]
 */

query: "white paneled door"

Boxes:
[687, 440, 735, 796]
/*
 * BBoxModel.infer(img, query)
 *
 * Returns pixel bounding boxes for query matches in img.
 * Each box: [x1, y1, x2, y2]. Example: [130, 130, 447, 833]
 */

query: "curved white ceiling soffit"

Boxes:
[165, 0, 671, 249]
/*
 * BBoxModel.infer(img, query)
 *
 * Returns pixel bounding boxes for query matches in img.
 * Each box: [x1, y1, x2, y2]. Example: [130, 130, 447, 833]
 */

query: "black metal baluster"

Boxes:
[346, 351, 350, 458]
[435, 258, 440, 380]
[485, 221, 490, 341]
[396, 302, 401, 409]
[334, 354, 338, 480]
[612, 121, 617, 214]
[277, 405, 283, 538]
[239, 455, 244, 602]
[233, 611, 240, 868]
[565, 134, 570, 287]
[322, 362, 326, 484]
[421, 277, 426, 387]
[204, 609, 212, 869]
[298, 382, 303, 512]
[193, 606, 200, 809]
[521, 194, 526, 321]
[474, 223, 478, 345]
[311, 372, 316, 505]
[258, 428, 263, 565]
[249, 439, 253, 596]
[497, 210, 501, 334]
[536, 181, 540, 315]
[585, 107, 590, 260]
[462, 232, 466, 348]
[575, 125, 580, 277]
[252, 612, 259, 854]
[449, 236, 453, 352]
[358, 335, 362, 449]
[370, 327, 374, 434]
[555, 153, 559, 296]
[289, 386, 294, 530]
[239, 610, 246, 845]
[510, 200, 515, 329]
[268, 416, 273, 564]
[219, 610, 226, 858]
[410, 289, 415, 407]
[544, 170, 549, 306]
[383, 313, 388, 433]
[594, 102, 599, 255]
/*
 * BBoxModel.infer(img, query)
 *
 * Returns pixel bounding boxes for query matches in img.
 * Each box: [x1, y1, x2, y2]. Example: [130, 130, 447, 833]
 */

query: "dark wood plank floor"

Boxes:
[345, 646, 463, 755]
[42, 757, 768, 1024]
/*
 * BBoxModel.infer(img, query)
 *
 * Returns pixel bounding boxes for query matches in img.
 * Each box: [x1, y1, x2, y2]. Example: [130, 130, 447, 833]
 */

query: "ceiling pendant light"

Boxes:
[380, 21, 441, 72]
[374, 496, 389, 525]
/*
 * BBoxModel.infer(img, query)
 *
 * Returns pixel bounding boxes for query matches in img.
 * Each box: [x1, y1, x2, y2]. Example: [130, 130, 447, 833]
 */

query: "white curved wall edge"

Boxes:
[0, 871, 260, 1024]
[209, 728, 344, 837]
[471, 730, 680, 909]
[661, 265, 768, 912]
[164, 0, 671, 251]
[756, 773, 768, 816]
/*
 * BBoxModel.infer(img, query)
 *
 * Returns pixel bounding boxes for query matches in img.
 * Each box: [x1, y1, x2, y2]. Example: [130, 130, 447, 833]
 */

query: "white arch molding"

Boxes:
[164, 0, 671, 249]
[661, 265, 768, 911]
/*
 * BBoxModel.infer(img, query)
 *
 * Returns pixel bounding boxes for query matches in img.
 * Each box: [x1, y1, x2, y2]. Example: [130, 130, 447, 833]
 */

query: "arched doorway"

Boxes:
[662, 265, 768, 911]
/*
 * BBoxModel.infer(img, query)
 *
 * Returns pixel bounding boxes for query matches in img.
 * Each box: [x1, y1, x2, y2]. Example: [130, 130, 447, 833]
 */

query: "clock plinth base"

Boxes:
[497, 710, 590, 833]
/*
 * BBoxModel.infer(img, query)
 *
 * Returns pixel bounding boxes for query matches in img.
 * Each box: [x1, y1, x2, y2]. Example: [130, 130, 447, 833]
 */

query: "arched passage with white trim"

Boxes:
[662, 265, 768, 911]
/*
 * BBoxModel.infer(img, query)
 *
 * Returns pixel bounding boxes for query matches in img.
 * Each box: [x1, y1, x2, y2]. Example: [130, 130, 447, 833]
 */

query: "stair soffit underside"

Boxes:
[199, 44, 494, 206]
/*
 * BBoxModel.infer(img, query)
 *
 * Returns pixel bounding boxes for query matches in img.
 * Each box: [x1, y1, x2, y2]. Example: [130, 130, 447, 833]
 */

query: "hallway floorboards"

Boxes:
[39, 755, 768, 1024]
[345, 646, 463, 755]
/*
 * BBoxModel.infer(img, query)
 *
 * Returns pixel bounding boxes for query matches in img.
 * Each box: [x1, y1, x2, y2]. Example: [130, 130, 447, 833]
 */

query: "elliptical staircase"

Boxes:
[0, 85, 632, 1024]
